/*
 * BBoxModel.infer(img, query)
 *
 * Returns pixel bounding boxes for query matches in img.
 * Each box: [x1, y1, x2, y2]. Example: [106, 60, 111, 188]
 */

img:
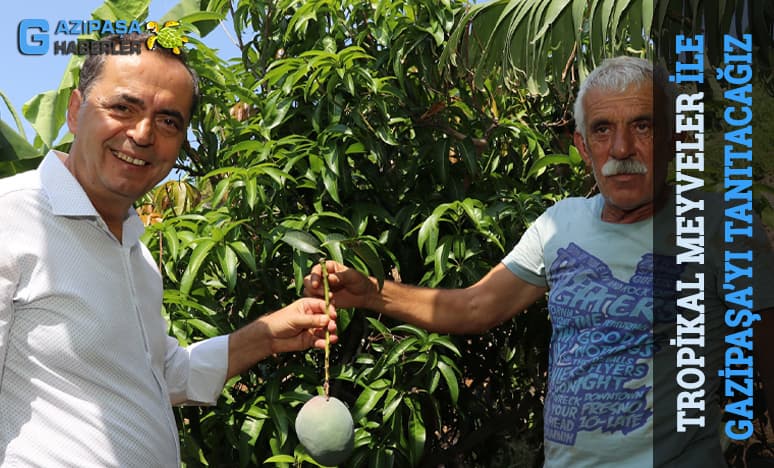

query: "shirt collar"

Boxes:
[40, 151, 146, 246]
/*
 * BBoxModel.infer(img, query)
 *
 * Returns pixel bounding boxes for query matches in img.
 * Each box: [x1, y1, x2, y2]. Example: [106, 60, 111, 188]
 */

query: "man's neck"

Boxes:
[600, 188, 670, 224]
[601, 204, 653, 223]
[56, 150, 127, 243]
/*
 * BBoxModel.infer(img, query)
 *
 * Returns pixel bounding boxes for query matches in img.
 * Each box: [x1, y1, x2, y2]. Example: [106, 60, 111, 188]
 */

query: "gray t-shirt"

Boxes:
[502, 193, 773, 467]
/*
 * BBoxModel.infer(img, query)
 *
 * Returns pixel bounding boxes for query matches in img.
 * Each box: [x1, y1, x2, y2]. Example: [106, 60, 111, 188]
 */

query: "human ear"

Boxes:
[574, 131, 592, 167]
[66, 89, 84, 135]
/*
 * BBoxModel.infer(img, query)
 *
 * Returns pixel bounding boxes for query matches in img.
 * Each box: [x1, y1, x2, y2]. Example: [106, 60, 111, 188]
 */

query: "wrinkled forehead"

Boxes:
[97, 52, 195, 118]
[582, 83, 655, 119]
[584, 81, 676, 131]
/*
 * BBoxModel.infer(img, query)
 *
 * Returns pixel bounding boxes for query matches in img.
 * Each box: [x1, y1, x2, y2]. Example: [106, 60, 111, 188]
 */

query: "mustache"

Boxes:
[600, 159, 648, 176]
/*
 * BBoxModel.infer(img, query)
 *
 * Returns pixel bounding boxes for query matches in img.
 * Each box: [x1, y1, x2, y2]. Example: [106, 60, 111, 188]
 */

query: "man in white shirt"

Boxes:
[0, 34, 336, 466]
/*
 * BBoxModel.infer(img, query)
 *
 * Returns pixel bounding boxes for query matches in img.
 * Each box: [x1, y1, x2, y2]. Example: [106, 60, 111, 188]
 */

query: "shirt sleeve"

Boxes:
[164, 334, 229, 405]
[501, 210, 550, 288]
[0, 212, 19, 371]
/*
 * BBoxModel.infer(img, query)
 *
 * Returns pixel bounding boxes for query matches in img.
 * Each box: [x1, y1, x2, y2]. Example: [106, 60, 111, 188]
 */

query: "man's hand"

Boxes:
[305, 261, 545, 335]
[227, 298, 337, 378]
[263, 298, 338, 353]
[304, 260, 376, 309]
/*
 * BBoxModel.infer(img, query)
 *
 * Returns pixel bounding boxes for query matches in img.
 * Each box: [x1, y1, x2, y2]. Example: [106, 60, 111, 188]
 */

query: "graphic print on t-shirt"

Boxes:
[543, 243, 653, 446]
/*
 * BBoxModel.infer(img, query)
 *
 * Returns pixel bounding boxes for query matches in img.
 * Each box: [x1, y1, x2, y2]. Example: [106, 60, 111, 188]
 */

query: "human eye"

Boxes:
[633, 120, 652, 135]
[104, 101, 132, 115]
[591, 124, 611, 137]
[156, 115, 182, 134]
[103, 99, 137, 119]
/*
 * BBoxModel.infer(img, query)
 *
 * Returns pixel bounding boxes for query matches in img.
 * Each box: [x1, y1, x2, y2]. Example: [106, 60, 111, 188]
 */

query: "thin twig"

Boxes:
[320, 258, 331, 399]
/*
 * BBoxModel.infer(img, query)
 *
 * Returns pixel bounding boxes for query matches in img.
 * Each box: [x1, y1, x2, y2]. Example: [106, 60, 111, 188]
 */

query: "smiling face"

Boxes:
[574, 82, 663, 223]
[65, 50, 193, 228]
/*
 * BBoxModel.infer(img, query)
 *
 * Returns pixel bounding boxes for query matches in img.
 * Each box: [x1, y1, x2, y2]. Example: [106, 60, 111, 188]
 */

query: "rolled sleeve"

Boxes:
[165, 335, 229, 405]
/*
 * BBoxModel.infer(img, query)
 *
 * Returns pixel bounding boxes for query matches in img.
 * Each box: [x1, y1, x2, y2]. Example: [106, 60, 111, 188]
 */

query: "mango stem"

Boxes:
[320, 258, 331, 399]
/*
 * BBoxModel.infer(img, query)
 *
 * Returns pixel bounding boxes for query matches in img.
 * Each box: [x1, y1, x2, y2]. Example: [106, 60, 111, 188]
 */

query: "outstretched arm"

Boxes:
[305, 261, 546, 335]
[226, 298, 337, 378]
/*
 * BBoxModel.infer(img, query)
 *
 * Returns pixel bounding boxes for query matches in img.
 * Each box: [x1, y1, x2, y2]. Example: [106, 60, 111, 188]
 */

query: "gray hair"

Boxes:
[574, 57, 654, 139]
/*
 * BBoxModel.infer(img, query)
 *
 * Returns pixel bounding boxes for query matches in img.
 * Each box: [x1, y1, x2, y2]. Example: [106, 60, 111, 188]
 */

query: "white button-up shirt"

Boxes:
[0, 152, 228, 466]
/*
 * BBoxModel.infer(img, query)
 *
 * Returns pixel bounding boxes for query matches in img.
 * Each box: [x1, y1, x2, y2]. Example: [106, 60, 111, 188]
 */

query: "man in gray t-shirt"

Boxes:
[304, 57, 774, 467]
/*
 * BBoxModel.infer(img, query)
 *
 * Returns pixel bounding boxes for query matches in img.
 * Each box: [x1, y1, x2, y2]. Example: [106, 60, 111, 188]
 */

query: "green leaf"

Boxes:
[281, 230, 321, 254]
[216, 245, 239, 292]
[533, 0, 573, 41]
[263, 455, 296, 463]
[239, 417, 264, 466]
[352, 382, 388, 422]
[320, 233, 346, 264]
[384, 337, 418, 367]
[245, 401, 269, 420]
[457, 139, 479, 176]
[642, 0, 654, 38]
[374, 125, 398, 146]
[187, 318, 219, 338]
[178, 12, 224, 24]
[345, 142, 365, 154]
[568, 145, 583, 165]
[322, 167, 340, 204]
[268, 400, 290, 446]
[159, 0, 204, 21]
[245, 176, 258, 209]
[22, 89, 69, 150]
[162, 226, 180, 262]
[0, 120, 39, 162]
[382, 389, 403, 423]
[92, 0, 149, 21]
[372, 447, 395, 468]
[229, 241, 257, 273]
[611, 0, 635, 49]
[600, 0, 616, 40]
[347, 240, 385, 289]
[427, 334, 462, 357]
[209, 177, 231, 206]
[176, 5, 225, 38]
[417, 212, 441, 257]
[405, 398, 426, 466]
[391, 324, 429, 341]
[163, 289, 218, 316]
[180, 238, 216, 296]
[0, 91, 27, 140]
[437, 357, 460, 404]
[526, 153, 571, 179]
[365, 317, 391, 337]
[572, 0, 588, 44]
[431, 241, 451, 284]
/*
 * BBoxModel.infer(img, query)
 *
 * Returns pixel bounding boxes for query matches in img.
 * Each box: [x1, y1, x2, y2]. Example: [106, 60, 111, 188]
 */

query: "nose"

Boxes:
[610, 128, 634, 160]
[127, 117, 154, 147]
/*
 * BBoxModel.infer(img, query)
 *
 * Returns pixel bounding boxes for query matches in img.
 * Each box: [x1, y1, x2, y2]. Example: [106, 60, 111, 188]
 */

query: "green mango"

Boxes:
[295, 396, 354, 466]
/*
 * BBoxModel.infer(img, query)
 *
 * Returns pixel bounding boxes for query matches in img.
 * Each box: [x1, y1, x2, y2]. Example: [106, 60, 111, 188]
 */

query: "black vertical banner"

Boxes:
[653, 1, 774, 467]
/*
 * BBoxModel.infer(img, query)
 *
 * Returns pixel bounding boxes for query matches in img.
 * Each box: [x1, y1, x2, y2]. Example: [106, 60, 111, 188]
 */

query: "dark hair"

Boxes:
[77, 33, 200, 120]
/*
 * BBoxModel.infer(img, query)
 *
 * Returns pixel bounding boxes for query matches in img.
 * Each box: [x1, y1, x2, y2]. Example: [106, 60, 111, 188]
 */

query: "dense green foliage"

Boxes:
[152, 2, 580, 465]
[3, 0, 774, 467]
